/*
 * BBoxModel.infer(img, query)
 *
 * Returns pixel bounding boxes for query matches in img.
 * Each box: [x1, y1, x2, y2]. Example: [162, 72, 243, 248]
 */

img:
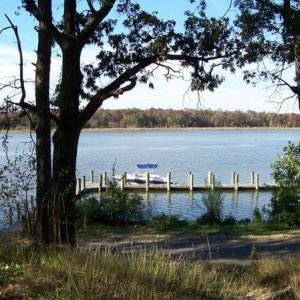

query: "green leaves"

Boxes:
[268, 142, 300, 224]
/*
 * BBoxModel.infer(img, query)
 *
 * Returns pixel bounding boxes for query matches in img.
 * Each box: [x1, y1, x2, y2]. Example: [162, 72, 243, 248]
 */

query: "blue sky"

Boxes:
[0, 0, 298, 113]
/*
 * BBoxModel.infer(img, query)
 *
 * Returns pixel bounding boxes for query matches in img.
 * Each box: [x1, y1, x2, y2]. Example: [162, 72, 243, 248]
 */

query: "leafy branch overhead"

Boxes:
[20, 0, 241, 127]
[235, 0, 300, 107]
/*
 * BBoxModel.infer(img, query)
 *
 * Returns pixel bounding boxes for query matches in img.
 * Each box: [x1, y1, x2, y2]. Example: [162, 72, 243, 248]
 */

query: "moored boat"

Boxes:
[114, 163, 170, 184]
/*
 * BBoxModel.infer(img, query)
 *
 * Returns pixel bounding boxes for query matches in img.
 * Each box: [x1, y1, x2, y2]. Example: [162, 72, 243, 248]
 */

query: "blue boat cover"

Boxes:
[137, 163, 158, 169]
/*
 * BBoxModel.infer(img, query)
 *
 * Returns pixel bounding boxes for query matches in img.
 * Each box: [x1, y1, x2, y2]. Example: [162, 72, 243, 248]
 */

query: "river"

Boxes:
[1, 129, 299, 225]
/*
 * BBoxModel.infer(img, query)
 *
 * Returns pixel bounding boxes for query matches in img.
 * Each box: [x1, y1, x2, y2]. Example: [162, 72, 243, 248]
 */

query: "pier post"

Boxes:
[78, 178, 82, 193]
[98, 174, 103, 194]
[146, 172, 150, 192]
[188, 171, 191, 186]
[83, 176, 86, 191]
[121, 175, 125, 191]
[124, 172, 127, 185]
[208, 171, 212, 185]
[231, 172, 236, 185]
[167, 172, 171, 191]
[189, 173, 194, 191]
[90, 170, 94, 183]
[211, 173, 215, 190]
[235, 174, 239, 191]
[250, 171, 255, 185]
[255, 174, 260, 190]
[103, 172, 107, 187]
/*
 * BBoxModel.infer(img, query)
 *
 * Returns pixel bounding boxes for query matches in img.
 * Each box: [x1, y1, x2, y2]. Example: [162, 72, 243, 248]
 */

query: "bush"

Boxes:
[76, 197, 103, 228]
[99, 184, 151, 225]
[222, 214, 237, 225]
[76, 184, 151, 227]
[197, 191, 224, 225]
[150, 213, 187, 231]
[267, 142, 300, 225]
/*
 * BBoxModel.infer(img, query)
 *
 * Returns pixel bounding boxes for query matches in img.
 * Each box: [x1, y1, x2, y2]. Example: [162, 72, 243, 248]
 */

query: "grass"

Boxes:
[1, 237, 300, 299]
[1, 222, 300, 299]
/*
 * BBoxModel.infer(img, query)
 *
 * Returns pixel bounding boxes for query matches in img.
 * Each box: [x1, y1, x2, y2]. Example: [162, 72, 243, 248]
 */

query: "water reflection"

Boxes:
[145, 191, 271, 221]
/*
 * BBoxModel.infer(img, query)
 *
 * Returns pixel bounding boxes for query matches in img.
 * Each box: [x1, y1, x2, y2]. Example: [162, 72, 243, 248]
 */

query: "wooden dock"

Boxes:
[76, 170, 275, 196]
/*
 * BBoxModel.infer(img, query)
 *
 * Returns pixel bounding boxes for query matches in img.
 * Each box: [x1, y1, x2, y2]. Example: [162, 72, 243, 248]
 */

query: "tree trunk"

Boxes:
[296, 33, 300, 108]
[52, 127, 80, 245]
[34, 0, 53, 244]
[51, 45, 82, 245]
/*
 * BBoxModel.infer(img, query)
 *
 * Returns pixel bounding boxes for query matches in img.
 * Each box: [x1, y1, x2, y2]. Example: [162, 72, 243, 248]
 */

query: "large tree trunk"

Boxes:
[52, 127, 80, 245]
[34, 0, 53, 244]
[51, 45, 83, 245]
[296, 33, 300, 108]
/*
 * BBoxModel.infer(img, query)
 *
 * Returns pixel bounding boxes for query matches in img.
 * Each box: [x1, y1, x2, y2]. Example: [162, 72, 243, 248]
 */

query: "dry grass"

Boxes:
[1, 235, 300, 300]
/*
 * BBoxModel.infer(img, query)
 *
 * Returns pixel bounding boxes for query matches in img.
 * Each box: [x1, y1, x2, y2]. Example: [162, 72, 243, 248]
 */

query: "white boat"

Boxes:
[113, 163, 170, 185]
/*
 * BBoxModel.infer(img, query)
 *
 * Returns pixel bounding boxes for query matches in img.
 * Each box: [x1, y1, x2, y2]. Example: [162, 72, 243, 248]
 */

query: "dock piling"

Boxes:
[102, 172, 107, 187]
[255, 174, 260, 190]
[235, 174, 239, 191]
[250, 171, 255, 185]
[78, 178, 82, 193]
[167, 172, 171, 191]
[146, 172, 150, 191]
[83, 176, 86, 191]
[121, 174, 125, 191]
[211, 173, 215, 190]
[98, 174, 103, 194]
[231, 172, 236, 185]
[90, 170, 94, 183]
[189, 173, 194, 191]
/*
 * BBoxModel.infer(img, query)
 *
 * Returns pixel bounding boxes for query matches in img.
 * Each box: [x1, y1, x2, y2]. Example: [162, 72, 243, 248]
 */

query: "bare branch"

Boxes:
[4, 15, 27, 107]
[222, 0, 234, 18]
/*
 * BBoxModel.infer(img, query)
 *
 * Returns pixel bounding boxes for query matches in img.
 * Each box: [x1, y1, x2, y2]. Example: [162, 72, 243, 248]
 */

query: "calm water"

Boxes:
[1, 129, 299, 225]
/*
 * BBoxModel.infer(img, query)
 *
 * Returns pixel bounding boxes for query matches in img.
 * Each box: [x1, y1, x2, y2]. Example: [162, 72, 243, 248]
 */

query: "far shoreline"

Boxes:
[1, 126, 300, 134]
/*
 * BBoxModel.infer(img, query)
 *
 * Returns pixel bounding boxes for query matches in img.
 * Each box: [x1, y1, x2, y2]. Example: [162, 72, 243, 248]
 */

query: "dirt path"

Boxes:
[78, 232, 300, 263]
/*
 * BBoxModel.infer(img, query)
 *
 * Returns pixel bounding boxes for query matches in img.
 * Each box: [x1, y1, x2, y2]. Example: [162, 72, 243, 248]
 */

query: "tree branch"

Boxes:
[4, 15, 28, 108]
[86, 0, 96, 13]
[79, 0, 116, 45]
[78, 77, 137, 127]
[22, 0, 64, 46]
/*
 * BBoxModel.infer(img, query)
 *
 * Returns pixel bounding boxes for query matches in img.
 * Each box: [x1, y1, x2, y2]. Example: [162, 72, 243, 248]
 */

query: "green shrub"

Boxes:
[76, 197, 103, 228]
[222, 214, 237, 225]
[150, 213, 187, 231]
[197, 191, 224, 225]
[76, 184, 151, 227]
[267, 142, 300, 225]
[99, 184, 151, 225]
[252, 207, 263, 224]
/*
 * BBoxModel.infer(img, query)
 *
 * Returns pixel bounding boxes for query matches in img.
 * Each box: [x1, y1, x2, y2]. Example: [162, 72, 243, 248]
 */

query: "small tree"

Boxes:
[268, 142, 300, 224]
[0, 146, 36, 233]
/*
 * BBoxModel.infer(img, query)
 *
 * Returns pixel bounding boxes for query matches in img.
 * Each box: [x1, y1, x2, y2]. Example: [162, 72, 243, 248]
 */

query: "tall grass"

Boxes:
[1, 238, 300, 299]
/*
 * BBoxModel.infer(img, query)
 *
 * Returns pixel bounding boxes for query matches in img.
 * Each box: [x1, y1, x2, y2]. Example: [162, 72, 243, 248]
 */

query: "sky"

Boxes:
[0, 0, 299, 113]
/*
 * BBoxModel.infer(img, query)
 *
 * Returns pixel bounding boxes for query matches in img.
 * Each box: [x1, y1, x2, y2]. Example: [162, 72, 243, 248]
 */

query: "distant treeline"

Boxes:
[84, 108, 300, 128]
[1, 108, 300, 130]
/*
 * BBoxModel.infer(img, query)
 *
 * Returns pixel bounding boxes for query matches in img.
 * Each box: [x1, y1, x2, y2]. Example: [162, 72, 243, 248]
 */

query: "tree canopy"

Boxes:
[235, 0, 300, 108]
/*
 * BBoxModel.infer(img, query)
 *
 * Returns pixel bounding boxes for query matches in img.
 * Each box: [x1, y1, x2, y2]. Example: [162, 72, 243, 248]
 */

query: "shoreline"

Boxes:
[1, 127, 300, 134]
